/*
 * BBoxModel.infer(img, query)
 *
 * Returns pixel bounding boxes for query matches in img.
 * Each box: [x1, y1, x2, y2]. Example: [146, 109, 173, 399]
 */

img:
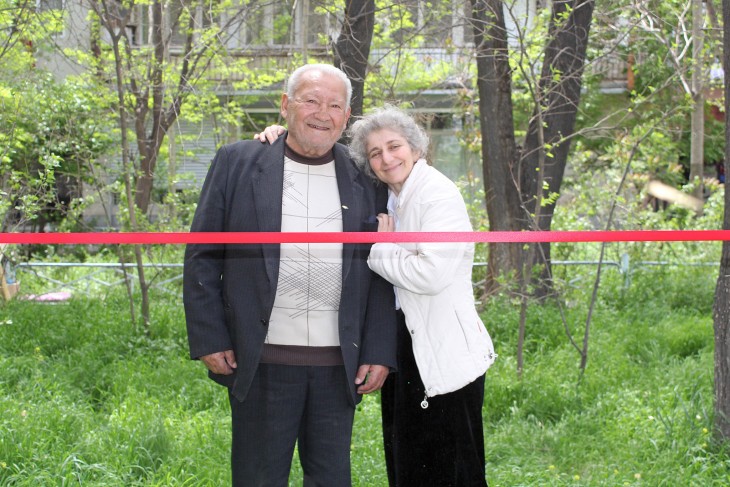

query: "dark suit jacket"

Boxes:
[183, 135, 397, 406]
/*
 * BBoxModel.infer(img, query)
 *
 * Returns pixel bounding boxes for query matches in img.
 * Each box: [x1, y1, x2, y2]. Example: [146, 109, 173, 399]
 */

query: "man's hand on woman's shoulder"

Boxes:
[254, 125, 286, 144]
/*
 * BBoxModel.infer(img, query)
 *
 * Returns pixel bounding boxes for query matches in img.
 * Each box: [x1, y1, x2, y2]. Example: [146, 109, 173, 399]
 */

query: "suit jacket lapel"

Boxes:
[252, 139, 285, 286]
[334, 144, 361, 280]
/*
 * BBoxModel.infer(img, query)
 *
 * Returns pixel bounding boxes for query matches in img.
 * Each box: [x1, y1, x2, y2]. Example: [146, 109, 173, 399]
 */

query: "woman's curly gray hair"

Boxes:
[348, 105, 430, 180]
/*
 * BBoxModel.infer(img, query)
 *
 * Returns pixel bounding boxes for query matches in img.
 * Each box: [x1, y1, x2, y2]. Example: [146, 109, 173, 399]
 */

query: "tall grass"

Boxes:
[0, 264, 728, 486]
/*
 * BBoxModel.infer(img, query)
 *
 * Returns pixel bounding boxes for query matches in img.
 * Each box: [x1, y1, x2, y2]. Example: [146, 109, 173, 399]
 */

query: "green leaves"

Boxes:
[0, 71, 115, 231]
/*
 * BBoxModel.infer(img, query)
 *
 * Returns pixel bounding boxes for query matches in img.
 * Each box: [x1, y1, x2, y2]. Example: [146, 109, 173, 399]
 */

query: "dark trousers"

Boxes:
[229, 363, 355, 487]
[382, 311, 488, 487]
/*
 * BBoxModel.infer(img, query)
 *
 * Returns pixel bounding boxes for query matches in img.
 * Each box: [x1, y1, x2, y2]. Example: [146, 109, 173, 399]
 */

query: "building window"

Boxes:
[37, 0, 63, 11]
[129, 1, 218, 48]
[129, 0, 334, 51]
[168, 1, 217, 48]
[388, 0, 468, 48]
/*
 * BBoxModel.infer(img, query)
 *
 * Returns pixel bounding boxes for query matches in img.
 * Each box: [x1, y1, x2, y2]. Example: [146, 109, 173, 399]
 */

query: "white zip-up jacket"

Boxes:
[368, 160, 496, 398]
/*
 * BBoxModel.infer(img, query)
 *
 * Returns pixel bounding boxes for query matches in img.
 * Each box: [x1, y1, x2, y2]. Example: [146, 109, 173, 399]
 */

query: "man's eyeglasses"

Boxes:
[292, 98, 347, 115]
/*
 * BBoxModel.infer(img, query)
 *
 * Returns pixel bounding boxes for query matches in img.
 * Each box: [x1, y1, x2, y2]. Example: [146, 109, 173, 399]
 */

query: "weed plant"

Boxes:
[0, 264, 728, 486]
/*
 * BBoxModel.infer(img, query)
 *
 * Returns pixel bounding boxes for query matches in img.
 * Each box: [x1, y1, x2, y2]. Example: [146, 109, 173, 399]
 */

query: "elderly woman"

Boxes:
[347, 106, 496, 487]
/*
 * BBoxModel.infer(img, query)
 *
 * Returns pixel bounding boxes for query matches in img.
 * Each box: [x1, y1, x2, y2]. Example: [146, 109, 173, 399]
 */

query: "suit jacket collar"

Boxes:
[252, 137, 285, 285]
[332, 142, 362, 280]
[332, 142, 362, 233]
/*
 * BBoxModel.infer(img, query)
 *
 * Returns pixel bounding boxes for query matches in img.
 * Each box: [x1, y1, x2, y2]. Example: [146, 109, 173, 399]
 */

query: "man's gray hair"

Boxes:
[348, 105, 430, 180]
[286, 64, 353, 108]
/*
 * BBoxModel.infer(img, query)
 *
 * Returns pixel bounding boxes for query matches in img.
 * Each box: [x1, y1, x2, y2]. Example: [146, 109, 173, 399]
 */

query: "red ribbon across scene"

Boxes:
[1, 230, 730, 245]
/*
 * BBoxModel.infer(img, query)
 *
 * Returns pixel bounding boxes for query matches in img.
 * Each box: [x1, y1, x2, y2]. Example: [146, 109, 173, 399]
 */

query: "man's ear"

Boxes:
[343, 106, 352, 130]
[280, 93, 289, 118]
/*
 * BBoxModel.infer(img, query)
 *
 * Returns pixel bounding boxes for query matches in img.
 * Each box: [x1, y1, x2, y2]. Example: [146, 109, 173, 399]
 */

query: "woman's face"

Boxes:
[366, 129, 419, 195]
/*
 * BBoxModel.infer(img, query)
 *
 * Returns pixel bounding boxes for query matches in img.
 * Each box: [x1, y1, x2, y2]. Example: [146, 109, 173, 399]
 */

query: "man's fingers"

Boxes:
[355, 364, 369, 385]
[356, 364, 390, 394]
[253, 125, 285, 144]
[223, 349, 237, 369]
[264, 126, 285, 143]
[201, 350, 236, 375]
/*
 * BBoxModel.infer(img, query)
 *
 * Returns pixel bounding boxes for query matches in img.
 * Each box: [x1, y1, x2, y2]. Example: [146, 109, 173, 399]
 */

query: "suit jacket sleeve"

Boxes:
[358, 182, 398, 370]
[360, 270, 398, 369]
[183, 145, 233, 359]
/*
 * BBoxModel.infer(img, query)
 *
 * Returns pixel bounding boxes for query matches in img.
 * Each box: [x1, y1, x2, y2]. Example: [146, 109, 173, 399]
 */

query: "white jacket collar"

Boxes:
[387, 158, 428, 215]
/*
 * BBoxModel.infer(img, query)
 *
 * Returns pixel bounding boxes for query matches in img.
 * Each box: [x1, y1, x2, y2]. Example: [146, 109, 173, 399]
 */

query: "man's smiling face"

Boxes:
[280, 69, 351, 158]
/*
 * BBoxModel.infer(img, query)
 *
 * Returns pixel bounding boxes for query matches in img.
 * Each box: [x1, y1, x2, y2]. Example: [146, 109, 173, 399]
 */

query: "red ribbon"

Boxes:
[0, 230, 729, 244]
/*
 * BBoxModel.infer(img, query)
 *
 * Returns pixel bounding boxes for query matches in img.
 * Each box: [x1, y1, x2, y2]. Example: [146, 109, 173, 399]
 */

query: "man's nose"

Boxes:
[314, 101, 330, 118]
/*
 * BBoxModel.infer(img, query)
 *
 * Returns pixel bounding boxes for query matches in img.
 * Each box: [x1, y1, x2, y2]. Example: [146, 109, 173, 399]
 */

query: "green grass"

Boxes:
[1, 266, 729, 486]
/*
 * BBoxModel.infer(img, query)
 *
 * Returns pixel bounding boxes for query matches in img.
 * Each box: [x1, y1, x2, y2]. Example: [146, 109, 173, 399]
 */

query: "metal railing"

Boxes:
[5, 254, 716, 301]
[13, 262, 184, 298]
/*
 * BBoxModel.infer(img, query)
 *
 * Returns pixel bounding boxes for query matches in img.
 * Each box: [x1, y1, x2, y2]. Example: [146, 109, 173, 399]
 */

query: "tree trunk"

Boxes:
[334, 0, 375, 121]
[133, 0, 166, 214]
[690, 0, 705, 200]
[89, 0, 250, 330]
[469, 1, 594, 295]
[469, 0, 524, 294]
[520, 0, 595, 297]
[103, 9, 150, 333]
[713, 0, 730, 442]
[713, 247, 730, 440]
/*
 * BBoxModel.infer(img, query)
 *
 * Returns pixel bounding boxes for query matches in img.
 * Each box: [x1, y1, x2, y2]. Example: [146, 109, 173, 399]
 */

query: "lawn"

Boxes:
[0, 265, 728, 486]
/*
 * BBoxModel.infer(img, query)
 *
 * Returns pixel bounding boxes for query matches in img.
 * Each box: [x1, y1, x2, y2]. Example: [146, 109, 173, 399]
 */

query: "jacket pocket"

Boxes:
[453, 306, 473, 354]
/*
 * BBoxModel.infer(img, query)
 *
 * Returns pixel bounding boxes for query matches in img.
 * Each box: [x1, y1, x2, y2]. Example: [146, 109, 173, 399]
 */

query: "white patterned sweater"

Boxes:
[264, 154, 343, 350]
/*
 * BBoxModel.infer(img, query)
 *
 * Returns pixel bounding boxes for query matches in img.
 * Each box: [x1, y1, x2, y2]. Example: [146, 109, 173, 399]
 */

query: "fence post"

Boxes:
[0, 244, 19, 301]
[620, 253, 631, 289]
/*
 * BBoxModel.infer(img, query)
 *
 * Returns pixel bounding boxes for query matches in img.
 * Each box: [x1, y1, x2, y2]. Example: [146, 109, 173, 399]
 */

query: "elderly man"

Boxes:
[183, 64, 397, 486]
